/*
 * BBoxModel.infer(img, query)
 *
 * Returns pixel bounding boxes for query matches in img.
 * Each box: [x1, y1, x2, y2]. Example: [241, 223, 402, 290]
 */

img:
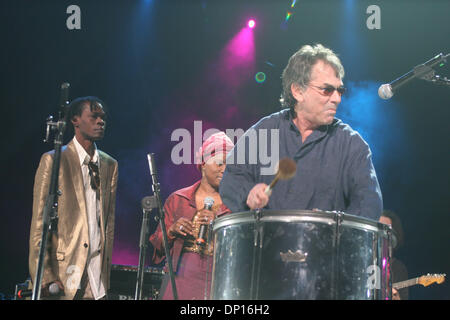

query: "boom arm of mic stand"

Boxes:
[147, 154, 178, 300]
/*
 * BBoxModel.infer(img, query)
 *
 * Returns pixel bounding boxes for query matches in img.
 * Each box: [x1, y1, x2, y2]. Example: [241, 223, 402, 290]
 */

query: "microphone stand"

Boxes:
[425, 74, 450, 87]
[249, 208, 263, 300]
[135, 196, 157, 300]
[418, 53, 450, 87]
[32, 83, 70, 300]
[204, 220, 214, 300]
[146, 153, 178, 300]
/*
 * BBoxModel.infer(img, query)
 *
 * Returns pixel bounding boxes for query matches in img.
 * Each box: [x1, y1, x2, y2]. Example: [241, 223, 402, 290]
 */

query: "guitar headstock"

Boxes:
[418, 273, 446, 287]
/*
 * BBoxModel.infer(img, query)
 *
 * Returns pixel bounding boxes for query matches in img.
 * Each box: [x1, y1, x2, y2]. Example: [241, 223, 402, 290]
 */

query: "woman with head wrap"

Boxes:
[150, 131, 234, 300]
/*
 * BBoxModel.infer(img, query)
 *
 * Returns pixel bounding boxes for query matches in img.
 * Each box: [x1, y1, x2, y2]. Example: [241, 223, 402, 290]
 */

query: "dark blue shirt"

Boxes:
[219, 109, 383, 221]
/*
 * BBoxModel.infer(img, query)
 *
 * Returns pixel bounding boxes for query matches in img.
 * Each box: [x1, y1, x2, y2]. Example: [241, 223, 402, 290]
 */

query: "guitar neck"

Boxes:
[393, 277, 418, 289]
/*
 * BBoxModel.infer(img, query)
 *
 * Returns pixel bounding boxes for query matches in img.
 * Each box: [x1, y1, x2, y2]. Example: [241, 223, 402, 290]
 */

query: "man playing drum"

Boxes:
[220, 44, 382, 221]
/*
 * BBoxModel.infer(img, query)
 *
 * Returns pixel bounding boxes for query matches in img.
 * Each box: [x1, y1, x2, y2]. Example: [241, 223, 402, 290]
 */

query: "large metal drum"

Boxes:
[210, 210, 392, 300]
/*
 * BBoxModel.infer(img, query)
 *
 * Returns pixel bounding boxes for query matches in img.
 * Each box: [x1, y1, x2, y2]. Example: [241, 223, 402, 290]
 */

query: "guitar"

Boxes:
[393, 273, 446, 290]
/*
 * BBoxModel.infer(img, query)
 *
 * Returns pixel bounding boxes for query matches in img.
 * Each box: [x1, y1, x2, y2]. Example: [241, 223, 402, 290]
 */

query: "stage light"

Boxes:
[285, 12, 292, 22]
[248, 19, 255, 28]
[255, 72, 266, 83]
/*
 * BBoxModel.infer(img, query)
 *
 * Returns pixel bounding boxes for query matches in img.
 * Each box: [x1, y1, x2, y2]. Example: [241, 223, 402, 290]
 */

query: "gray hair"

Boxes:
[280, 44, 345, 115]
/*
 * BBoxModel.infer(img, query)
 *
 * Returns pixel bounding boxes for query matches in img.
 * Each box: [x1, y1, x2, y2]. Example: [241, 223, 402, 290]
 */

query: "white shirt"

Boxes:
[73, 137, 105, 300]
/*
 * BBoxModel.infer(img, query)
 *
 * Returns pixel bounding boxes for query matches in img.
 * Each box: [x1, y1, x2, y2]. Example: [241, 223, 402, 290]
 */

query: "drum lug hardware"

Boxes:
[280, 250, 308, 263]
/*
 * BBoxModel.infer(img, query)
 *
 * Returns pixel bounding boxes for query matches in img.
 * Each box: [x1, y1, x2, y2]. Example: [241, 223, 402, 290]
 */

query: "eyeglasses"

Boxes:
[309, 84, 346, 97]
[88, 161, 100, 190]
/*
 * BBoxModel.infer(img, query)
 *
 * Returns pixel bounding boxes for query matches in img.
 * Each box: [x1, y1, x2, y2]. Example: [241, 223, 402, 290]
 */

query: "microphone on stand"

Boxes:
[59, 82, 70, 110]
[378, 53, 449, 100]
[58, 82, 70, 125]
[196, 197, 214, 246]
[17, 282, 61, 299]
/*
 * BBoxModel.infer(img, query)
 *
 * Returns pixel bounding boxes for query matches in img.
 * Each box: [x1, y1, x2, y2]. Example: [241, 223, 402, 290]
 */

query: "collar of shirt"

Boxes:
[283, 108, 340, 144]
[73, 136, 99, 167]
[174, 180, 230, 217]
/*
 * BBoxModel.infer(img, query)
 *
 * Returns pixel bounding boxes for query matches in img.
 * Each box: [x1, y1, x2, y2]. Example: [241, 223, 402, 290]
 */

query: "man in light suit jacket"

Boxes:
[29, 96, 118, 300]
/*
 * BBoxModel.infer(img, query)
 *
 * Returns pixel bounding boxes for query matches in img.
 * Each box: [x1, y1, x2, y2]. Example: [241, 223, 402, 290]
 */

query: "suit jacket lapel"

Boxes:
[66, 140, 88, 217]
[99, 152, 108, 244]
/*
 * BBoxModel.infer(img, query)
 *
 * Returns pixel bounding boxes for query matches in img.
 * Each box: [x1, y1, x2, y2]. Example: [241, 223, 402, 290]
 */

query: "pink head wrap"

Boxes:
[196, 131, 234, 171]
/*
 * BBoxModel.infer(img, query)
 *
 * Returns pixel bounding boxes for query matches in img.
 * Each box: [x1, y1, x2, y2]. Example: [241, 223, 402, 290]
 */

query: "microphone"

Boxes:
[59, 82, 70, 109]
[378, 53, 449, 99]
[196, 197, 214, 246]
[59, 83, 70, 121]
[17, 282, 61, 299]
[147, 153, 159, 193]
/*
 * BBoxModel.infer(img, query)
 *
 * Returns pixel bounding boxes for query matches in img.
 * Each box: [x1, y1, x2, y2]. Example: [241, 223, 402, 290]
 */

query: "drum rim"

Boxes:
[213, 209, 388, 233]
[212, 210, 336, 231]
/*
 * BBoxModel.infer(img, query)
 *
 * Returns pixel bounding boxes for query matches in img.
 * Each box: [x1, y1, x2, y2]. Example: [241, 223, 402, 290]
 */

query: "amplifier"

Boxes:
[108, 264, 165, 300]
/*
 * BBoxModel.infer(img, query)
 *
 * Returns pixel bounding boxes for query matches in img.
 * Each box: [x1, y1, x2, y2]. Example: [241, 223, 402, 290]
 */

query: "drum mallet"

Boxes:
[264, 158, 296, 196]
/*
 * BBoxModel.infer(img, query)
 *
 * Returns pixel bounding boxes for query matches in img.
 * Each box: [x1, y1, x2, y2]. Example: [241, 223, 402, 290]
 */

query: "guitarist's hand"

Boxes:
[392, 288, 400, 300]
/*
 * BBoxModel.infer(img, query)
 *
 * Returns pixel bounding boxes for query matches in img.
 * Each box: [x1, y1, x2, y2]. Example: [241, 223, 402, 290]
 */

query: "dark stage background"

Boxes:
[0, 0, 448, 300]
